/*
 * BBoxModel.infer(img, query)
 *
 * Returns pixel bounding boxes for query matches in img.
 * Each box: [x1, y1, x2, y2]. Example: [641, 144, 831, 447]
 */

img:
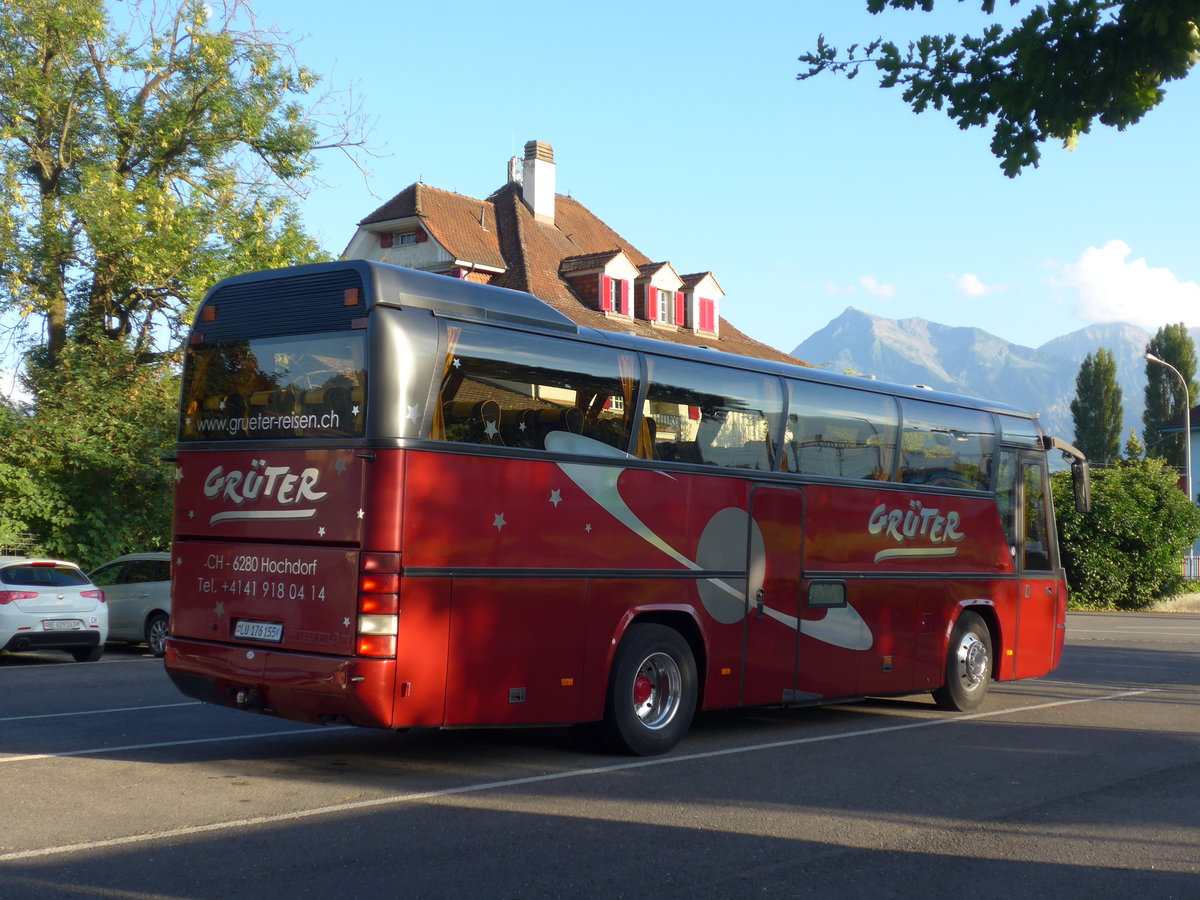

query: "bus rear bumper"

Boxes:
[165, 636, 397, 729]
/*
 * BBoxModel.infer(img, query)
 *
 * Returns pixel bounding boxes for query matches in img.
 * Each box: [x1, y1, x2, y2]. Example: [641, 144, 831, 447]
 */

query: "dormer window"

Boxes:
[379, 227, 427, 249]
[658, 290, 675, 325]
[609, 278, 625, 314]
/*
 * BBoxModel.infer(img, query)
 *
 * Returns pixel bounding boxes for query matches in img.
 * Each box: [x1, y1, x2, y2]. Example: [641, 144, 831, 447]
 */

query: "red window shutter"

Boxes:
[601, 275, 612, 311]
[647, 288, 658, 322]
[621, 279, 630, 315]
[688, 406, 700, 420]
[676, 293, 686, 326]
[379, 232, 393, 249]
[700, 298, 714, 332]
[414, 227, 428, 243]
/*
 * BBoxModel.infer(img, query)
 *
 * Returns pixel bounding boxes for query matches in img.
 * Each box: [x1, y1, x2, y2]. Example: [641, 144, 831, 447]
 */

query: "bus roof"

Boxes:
[200, 260, 1036, 423]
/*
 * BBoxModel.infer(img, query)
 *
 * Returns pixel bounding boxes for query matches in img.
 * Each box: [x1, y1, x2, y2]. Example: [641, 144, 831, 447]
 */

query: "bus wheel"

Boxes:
[932, 611, 992, 712]
[602, 624, 697, 756]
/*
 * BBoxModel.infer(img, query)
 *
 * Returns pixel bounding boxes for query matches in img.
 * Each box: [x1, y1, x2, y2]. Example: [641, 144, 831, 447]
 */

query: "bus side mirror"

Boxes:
[1071, 459, 1092, 514]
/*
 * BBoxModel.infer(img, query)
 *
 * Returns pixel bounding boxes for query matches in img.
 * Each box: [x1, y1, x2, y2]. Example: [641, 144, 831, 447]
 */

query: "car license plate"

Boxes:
[43, 619, 84, 631]
[233, 620, 283, 643]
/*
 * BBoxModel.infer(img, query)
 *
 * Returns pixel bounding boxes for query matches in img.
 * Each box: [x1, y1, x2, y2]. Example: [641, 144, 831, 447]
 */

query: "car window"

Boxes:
[89, 563, 126, 587]
[127, 560, 169, 583]
[0, 564, 90, 587]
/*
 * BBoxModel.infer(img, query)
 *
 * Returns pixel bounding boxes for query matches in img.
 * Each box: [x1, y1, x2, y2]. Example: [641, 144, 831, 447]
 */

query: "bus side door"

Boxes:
[741, 485, 805, 706]
[1013, 453, 1062, 678]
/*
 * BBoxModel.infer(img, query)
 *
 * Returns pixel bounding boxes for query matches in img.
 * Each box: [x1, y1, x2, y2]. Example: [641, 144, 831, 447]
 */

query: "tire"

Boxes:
[602, 624, 698, 756]
[71, 646, 104, 663]
[932, 610, 993, 711]
[145, 612, 170, 658]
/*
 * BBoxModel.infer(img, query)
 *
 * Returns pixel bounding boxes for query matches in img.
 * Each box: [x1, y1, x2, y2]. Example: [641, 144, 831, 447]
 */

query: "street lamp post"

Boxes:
[1146, 352, 1195, 577]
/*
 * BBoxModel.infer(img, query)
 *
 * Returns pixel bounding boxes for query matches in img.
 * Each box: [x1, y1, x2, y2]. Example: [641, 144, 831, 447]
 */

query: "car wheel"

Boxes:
[145, 612, 169, 658]
[71, 646, 104, 662]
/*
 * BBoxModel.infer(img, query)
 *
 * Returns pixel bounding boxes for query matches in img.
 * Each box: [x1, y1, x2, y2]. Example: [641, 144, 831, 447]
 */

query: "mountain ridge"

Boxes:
[791, 308, 1189, 444]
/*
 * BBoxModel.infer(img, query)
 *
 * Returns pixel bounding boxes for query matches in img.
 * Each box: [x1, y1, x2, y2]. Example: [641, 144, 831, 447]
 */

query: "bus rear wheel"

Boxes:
[933, 610, 992, 711]
[602, 624, 697, 756]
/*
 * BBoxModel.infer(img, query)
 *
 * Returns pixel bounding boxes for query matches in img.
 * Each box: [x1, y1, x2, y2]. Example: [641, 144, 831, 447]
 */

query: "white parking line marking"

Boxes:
[0, 702, 200, 723]
[0, 724, 356, 764]
[1068, 629, 1200, 637]
[0, 688, 1153, 862]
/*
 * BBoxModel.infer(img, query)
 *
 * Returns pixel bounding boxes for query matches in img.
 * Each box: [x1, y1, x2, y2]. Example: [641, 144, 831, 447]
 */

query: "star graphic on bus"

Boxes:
[493, 513, 506, 530]
[549, 489, 562, 507]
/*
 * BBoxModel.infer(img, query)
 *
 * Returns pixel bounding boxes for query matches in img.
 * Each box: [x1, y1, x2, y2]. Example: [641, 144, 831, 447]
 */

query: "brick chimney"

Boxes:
[521, 140, 556, 224]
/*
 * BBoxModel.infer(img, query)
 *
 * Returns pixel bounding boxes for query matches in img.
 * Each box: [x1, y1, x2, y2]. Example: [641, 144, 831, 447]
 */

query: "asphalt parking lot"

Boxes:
[1, 611, 1198, 899]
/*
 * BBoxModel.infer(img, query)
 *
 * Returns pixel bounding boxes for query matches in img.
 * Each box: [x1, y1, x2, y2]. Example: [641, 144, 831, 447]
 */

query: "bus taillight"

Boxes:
[357, 552, 400, 658]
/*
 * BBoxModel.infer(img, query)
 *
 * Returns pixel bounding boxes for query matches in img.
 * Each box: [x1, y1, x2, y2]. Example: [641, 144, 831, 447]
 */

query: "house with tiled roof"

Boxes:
[343, 140, 800, 366]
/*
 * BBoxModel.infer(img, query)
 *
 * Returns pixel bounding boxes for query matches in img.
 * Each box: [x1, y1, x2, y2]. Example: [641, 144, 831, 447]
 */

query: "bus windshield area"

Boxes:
[180, 331, 367, 441]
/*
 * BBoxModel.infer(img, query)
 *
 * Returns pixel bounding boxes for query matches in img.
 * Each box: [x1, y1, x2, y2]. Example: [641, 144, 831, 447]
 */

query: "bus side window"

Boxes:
[996, 450, 1019, 560]
[432, 324, 636, 455]
[898, 399, 995, 490]
[784, 380, 899, 481]
[642, 357, 783, 471]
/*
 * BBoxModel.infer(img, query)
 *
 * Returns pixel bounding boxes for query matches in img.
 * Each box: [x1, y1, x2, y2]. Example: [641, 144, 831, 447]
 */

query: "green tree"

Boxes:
[1052, 456, 1200, 609]
[1069, 347, 1123, 465]
[1124, 428, 1145, 460]
[0, 0, 358, 376]
[1143, 323, 1198, 471]
[0, 0, 366, 561]
[798, 2, 1200, 176]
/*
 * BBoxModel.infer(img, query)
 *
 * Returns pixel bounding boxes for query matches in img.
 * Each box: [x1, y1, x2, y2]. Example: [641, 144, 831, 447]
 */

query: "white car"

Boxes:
[89, 552, 171, 657]
[0, 556, 108, 662]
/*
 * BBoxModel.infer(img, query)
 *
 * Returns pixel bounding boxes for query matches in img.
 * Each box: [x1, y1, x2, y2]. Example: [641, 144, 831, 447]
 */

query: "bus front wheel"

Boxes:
[932, 610, 992, 711]
[602, 624, 697, 756]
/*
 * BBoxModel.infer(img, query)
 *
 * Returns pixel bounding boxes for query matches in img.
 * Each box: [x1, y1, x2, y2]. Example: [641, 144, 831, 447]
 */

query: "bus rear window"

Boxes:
[180, 332, 367, 441]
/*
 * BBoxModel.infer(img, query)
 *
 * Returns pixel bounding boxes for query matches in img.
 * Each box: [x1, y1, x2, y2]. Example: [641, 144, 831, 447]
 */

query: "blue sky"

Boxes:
[255, 0, 1199, 355]
[4, 0, 1198, 401]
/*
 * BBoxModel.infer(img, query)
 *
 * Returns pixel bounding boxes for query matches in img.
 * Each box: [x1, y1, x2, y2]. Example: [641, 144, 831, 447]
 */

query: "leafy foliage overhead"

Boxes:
[798, 1, 1200, 175]
[0, 0, 362, 373]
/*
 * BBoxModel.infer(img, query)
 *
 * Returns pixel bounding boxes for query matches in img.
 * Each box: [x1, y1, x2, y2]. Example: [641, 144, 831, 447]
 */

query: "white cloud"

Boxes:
[1050, 240, 1200, 329]
[952, 273, 1002, 297]
[858, 275, 895, 299]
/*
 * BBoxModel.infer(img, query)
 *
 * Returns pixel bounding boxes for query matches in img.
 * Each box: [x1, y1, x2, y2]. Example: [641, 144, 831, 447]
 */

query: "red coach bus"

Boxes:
[164, 261, 1090, 755]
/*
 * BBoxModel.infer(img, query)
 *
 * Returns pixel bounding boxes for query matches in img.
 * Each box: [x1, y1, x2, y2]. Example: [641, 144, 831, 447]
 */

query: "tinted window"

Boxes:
[1, 564, 90, 587]
[1000, 414, 1042, 448]
[899, 400, 995, 490]
[88, 563, 125, 587]
[784, 381, 898, 480]
[642, 357, 783, 470]
[126, 560, 170, 583]
[432, 324, 638, 455]
[180, 331, 366, 441]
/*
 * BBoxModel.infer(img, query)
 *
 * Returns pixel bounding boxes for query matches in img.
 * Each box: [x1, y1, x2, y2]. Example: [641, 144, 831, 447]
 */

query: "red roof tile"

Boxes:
[356, 179, 802, 367]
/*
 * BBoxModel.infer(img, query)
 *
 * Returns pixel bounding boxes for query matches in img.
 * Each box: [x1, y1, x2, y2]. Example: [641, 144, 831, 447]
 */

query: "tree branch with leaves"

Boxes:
[798, 1, 1200, 176]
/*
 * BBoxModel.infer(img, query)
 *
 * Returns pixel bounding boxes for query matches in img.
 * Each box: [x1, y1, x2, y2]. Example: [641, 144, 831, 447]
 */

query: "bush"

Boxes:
[0, 341, 176, 568]
[1052, 458, 1200, 610]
